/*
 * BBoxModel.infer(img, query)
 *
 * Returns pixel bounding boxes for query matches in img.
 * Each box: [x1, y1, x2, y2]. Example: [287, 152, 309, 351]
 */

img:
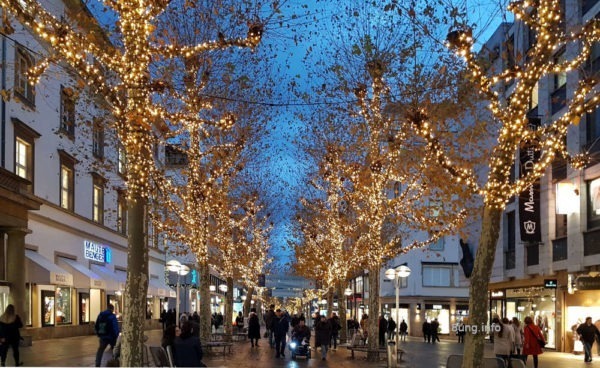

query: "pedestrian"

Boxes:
[191, 311, 200, 324]
[162, 324, 179, 351]
[512, 317, 524, 357]
[399, 319, 408, 342]
[235, 311, 244, 333]
[423, 320, 431, 343]
[273, 309, 289, 358]
[523, 316, 544, 368]
[94, 304, 120, 367]
[160, 309, 167, 331]
[577, 316, 600, 363]
[0, 304, 24, 367]
[264, 304, 276, 348]
[248, 308, 261, 347]
[378, 315, 388, 347]
[387, 317, 397, 341]
[456, 320, 465, 343]
[360, 314, 369, 343]
[328, 312, 341, 350]
[492, 317, 515, 367]
[315, 315, 332, 361]
[167, 309, 176, 328]
[430, 318, 440, 343]
[173, 321, 205, 367]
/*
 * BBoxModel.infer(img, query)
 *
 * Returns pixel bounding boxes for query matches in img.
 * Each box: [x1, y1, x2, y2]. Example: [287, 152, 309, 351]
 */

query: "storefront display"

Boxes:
[55, 287, 72, 324]
[79, 293, 90, 324]
[42, 290, 55, 326]
[425, 304, 450, 334]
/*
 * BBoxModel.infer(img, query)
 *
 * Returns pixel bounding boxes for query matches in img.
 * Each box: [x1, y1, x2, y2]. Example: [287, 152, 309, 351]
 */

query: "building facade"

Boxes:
[0, 2, 170, 339]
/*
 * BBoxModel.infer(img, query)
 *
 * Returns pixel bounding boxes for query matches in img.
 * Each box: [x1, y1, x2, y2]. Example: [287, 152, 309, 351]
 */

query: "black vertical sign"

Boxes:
[519, 118, 542, 242]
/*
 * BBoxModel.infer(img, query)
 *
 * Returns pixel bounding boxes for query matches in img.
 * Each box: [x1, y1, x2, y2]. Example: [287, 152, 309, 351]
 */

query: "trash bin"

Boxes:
[387, 340, 397, 368]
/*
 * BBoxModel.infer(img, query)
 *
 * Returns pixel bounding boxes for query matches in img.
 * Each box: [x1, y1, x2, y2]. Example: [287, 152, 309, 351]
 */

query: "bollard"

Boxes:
[387, 340, 397, 368]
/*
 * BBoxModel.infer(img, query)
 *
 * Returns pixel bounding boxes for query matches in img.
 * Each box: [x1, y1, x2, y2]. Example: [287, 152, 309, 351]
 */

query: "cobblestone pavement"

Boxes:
[12, 329, 599, 367]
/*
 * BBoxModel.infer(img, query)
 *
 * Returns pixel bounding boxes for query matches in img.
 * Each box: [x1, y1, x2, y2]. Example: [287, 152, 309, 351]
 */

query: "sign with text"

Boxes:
[519, 120, 542, 242]
[84, 241, 109, 263]
[50, 271, 73, 286]
[544, 279, 558, 288]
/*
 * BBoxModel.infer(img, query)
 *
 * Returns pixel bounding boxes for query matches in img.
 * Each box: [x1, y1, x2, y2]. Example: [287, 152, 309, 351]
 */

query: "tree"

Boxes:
[0, 0, 263, 364]
[408, 1, 600, 366]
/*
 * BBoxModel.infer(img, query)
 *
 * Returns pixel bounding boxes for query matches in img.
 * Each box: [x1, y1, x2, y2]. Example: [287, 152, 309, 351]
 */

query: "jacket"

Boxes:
[493, 323, 515, 355]
[247, 313, 261, 339]
[315, 320, 332, 346]
[577, 323, 600, 344]
[0, 315, 23, 344]
[95, 309, 120, 343]
[523, 323, 544, 356]
[272, 316, 289, 337]
[173, 335, 203, 367]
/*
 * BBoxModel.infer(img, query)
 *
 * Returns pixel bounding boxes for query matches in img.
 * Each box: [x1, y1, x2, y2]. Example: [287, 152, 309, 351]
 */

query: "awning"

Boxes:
[91, 265, 126, 291]
[149, 277, 172, 297]
[57, 258, 106, 289]
[25, 249, 73, 286]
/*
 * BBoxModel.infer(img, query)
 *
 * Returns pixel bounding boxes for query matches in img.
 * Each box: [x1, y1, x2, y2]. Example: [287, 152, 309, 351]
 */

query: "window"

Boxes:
[92, 123, 104, 158]
[422, 263, 459, 287]
[59, 86, 75, 137]
[118, 143, 127, 175]
[92, 174, 104, 224]
[554, 51, 567, 90]
[429, 236, 445, 251]
[530, 82, 539, 112]
[59, 150, 75, 211]
[14, 45, 35, 105]
[556, 213, 567, 238]
[588, 177, 600, 229]
[117, 191, 127, 235]
[55, 287, 72, 325]
[13, 118, 40, 185]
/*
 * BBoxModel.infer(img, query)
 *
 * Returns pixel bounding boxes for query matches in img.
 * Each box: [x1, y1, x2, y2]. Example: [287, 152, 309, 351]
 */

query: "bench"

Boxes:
[346, 345, 404, 361]
[204, 342, 233, 357]
[232, 333, 247, 342]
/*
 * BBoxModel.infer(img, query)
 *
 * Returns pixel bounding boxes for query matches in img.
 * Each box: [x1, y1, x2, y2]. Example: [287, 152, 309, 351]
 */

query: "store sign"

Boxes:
[575, 276, 600, 290]
[491, 291, 504, 298]
[91, 279, 106, 289]
[84, 241, 110, 263]
[518, 119, 542, 242]
[544, 279, 558, 288]
[432, 304, 443, 310]
[50, 271, 73, 286]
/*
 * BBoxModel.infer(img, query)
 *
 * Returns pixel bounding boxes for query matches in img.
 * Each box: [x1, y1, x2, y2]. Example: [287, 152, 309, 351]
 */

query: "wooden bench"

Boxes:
[203, 342, 233, 356]
[232, 333, 247, 342]
[346, 345, 405, 361]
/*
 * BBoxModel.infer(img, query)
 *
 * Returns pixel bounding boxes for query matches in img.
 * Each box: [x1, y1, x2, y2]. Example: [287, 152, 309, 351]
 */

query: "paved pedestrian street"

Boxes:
[12, 329, 600, 367]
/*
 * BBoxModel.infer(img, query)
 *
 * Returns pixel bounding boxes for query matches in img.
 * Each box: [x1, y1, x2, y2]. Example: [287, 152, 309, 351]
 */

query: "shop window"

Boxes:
[117, 190, 127, 235]
[59, 86, 75, 138]
[14, 45, 35, 107]
[58, 150, 75, 211]
[42, 290, 55, 327]
[55, 287, 72, 325]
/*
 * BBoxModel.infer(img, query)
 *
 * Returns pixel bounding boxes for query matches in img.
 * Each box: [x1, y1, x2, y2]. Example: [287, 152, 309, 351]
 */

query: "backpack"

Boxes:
[96, 313, 112, 337]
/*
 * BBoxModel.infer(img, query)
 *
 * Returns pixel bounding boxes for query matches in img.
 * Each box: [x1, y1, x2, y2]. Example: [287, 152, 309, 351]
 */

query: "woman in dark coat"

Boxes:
[247, 308, 261, 347]
[173, 321, 204, 367]
[0, 304, 23, 367]
[315, 315, 332, 361]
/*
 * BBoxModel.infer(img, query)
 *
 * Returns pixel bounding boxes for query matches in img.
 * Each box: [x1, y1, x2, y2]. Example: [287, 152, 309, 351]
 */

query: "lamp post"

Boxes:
[167, 260, 190, 325]
[384, 265, 411, 345]
[344, 287, 353, 319]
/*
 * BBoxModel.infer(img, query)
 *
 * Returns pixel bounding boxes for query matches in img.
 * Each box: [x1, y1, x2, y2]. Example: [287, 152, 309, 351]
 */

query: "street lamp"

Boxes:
[166, 260, 190, 325]
[385, 265, 411, 345]
[344, 287, 353, 319]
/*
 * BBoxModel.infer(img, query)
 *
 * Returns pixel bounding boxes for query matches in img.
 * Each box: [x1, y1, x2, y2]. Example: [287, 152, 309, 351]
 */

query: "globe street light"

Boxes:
[167, 260, 190, 325]
[385, 265, 411, 345]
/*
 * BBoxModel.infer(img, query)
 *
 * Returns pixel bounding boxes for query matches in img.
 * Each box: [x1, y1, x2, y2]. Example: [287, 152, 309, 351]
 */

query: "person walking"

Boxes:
[360, 314, 369, 343]
[264, 305, 276, 348]
[160, 309, 167, 331]
[315, 315, 332, 361]
[399, 319, 408, 342]
[512, 317, 524, 358]
[577, 316, 600, 363]
[387, 317, 397, 341]
[492, 317, 515, 367]
[328, 313, 341, 350]
[173, 321, 205, 367]
[94, 304, 120, 367]
[247, 308, 261, 347]
[523, 316, 544, 368]
[378, 315, 388, 347]
[0, 304, 24, 367]
[273, 309, 289, 358]
[423, 320, 431, 343]
[430, 319, 440, 343]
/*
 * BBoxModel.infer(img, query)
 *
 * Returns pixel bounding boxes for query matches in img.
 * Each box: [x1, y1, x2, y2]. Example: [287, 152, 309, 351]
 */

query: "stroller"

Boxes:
[290, 337, 311, 360]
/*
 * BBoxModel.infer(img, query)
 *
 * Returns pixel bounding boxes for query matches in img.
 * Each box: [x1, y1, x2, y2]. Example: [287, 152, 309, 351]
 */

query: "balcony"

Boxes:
[584, 228, 600, 256]
[552, 237, 568, 262]
[526, 243, 539, 266]
[505, 249, 516, 270]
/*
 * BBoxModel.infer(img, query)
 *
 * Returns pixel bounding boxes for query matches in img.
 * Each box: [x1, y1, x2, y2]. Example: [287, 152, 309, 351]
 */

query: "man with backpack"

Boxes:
[95, 304, 120, 367]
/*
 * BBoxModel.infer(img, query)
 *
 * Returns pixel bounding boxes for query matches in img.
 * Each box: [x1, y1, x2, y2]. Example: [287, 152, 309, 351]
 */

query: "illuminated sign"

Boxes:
[191, 269, 198, 284]
[544, 279, 558, 288]
[491, 291, 504, 298]
[84, 241, 109, 263]
[433, 305, 443, 310]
